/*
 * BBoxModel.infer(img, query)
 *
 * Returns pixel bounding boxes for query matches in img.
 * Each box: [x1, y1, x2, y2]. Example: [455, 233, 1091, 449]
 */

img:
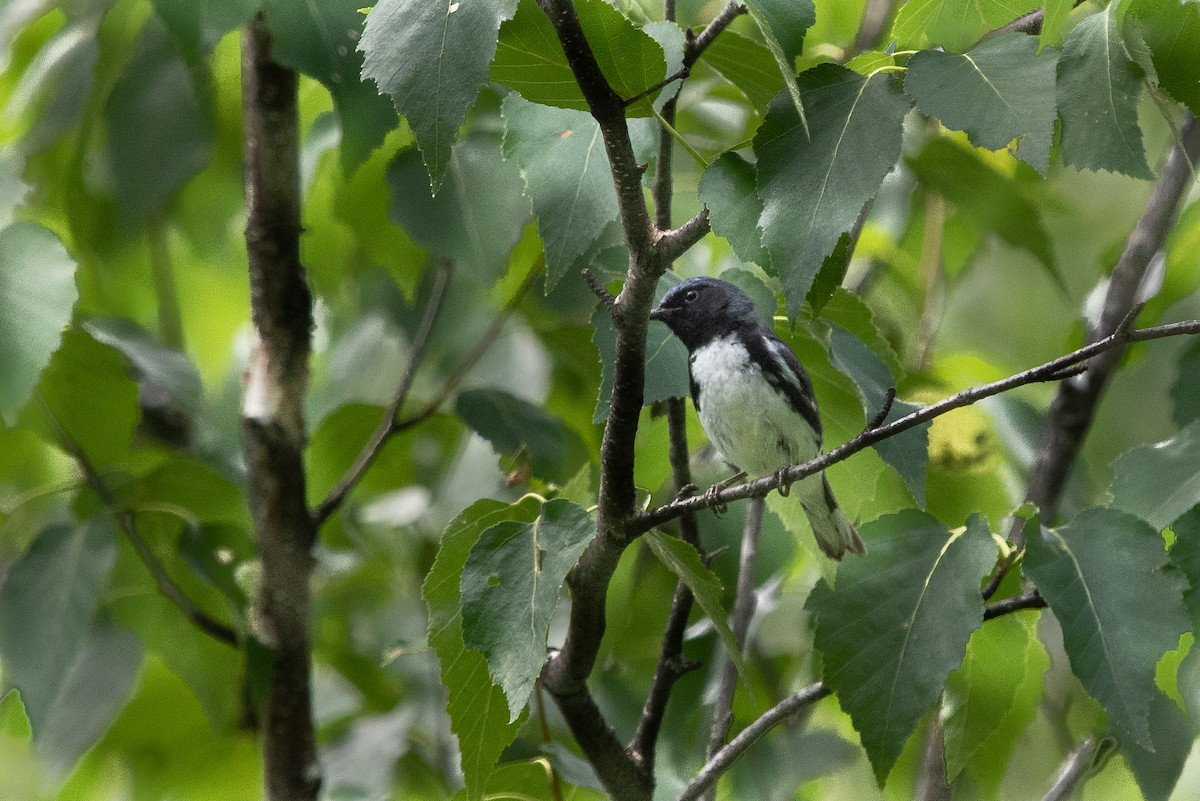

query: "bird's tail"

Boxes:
[797, 474, 866, 560]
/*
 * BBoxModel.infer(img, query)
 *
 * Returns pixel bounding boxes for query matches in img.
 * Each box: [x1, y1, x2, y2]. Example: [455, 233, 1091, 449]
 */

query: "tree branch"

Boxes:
[312, 260, 452, 525]
[1042, 735, 1097, 801]
[676, 682, 831, 801]
[36, 393, 238, 648]
[242, 14, 320, 801]
[683, 2, 747, 69]
[702, 496, 763, 798]
[984, 590, 1047, 620]
[1022, 112, 1200, 528]
[635, 318, 1200, 531]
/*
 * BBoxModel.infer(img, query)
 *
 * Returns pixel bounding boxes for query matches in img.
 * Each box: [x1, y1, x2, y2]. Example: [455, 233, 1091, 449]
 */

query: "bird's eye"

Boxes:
[684, 289, 699, 303]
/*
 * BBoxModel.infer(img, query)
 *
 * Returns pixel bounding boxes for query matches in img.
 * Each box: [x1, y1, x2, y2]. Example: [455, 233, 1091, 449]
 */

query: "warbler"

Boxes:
[650, 277, 865, 559]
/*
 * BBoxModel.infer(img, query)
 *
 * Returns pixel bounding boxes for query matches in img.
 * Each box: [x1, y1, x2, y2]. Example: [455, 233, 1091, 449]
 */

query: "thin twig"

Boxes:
[312, 260, 453, 524]
[683, 2, 747, 69]
[635, 318, 1200, 531]
[984, 590, 1046, 620]
[582, 267, 618, 314]
[1042, 735, 1097, 801]
[624, 67, 690, 108]
[701, 497, 764, 801]
[36, 392, 238, 647]
[676, 683, 831, 801]
[867, 387, 897, 430]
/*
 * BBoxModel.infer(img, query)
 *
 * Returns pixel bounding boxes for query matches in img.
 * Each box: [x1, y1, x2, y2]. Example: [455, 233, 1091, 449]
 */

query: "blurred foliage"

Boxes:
[0, 1, 1199, 800]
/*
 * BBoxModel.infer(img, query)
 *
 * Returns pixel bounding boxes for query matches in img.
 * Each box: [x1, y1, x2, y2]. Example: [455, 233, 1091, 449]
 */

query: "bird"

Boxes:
[649, 277, 865, 560]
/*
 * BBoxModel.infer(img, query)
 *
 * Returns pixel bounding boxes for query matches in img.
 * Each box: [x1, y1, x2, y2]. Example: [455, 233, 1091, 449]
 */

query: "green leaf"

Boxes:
[699, 29, 785, 110]
[806, 232, 852, 316]
[905, 137, 1056, 273]
[891, 0, 1041, 52]
[1056, 7, 1151, 178]
[698, 152, 770, 268]
[103, 16, 213, 221]
[0, 690, 32, 742]
[806, 511, 995, 784]
[755, 64, 908, 320]
[455, 388, 585, 484]
[941, 613, 1049, 792]
[1128, 0, 1200, 115]
[643, 529, 749, 679]
[745, 0, 814, 63]
[425, 498, 538, 799]
[904, 33, 1058, 175]
[594, 274, 690, 422]
[151, 0, 257, 60]
[263, 0, 397, 171]
[1121, 689, 1193, 801]
[460, 499, 595, 720]
[387, 132, 530, 285]
[1110, 418, 1200, 532]
[1171, 331, 1200, 428]
[361, 0, 519, 191]
[0, 519, 117, 730]
[491, 0, 666, 116]
[827, 324, 928, 507]
[83, 318, 203, 414]
[0, 222, 77, 425]
[35, 624, 142, 773]
[1039, 0, 1075, 50]
[1023, 508, 1190, 749]
[501, 95, 618, 291]
[32, 327, 140, 467]
[1169, 505, 1200, 620]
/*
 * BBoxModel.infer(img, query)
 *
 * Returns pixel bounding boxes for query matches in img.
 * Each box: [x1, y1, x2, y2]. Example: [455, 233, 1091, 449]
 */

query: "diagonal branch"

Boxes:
[312, 260, 452, 525]
[36, 392, 238, 647]
[635, 318, 1200, 532]
[684, 2, 747, 69]
[1042, 735, 1098, 801]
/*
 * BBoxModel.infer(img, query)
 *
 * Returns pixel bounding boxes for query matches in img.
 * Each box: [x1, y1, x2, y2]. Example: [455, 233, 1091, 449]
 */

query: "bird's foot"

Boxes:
[675, 482, 700, 501]
[703, 471, 747, 516]
[774, 467, 793, 497]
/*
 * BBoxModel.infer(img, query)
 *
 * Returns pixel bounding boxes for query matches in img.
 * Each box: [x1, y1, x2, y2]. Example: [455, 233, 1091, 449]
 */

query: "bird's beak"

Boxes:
[649, 305, 669, 322]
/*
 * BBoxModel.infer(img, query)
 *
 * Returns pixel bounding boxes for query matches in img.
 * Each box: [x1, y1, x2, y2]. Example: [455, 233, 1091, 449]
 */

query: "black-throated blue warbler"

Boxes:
[649, 277, 865, 560]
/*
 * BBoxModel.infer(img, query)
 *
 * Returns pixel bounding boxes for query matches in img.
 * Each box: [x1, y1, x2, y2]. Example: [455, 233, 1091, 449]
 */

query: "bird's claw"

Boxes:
[703, 483, 729, 515]
[675, 482, 700, 501]
[774, 467, 793, 497]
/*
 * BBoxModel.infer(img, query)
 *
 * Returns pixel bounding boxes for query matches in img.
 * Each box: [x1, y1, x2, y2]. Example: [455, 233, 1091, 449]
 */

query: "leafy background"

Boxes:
[0, 0, 1199, 800]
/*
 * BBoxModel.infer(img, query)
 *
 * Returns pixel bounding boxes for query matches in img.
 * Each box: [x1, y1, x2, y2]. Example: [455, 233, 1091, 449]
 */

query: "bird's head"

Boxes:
[649, 277, 761, 350]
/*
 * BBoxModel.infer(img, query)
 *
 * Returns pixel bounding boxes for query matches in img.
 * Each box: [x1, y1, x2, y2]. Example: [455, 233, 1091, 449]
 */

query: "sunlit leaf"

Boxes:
[1128, 0, 1200, 114]
[0, 690, 32, 742]
[891, 0, 1040, 52]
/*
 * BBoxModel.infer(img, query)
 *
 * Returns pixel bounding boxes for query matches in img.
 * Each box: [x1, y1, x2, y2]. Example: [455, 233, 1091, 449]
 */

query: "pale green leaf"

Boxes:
[891, 0, 1041, 52]
[1024, 508, 1190, 749]
[755, 64, 908, 320]
[361, 0, 519, 191]
[1111, 418, 1200, 532]
[460, 499, 595, 720]
[0, 222, 77, 425]
[807, 512, 996, 784]
[424, 498, 538, 799]
[904, 33, 1058, 174]
[0, 690, 32, 742]
[1057, 6, 1151, 178]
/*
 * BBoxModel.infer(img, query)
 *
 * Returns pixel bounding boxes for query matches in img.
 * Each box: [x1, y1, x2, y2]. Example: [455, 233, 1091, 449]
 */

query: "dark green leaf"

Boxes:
[0, 519, 116, 729]
[745, 0, 814, 63]
[491, 0, 666, 116]
[806, 232, 851, 316]
[151, 0, 256, 60]
[827, 324, 928, 507]
[502, 95, 618, 291]
[0, 222, 77, 424]
[906, 138, 1056, 273]
[104, 16, 212, 220]
[1121, 689, 1193, 801]
[1110, 418, 1200, 532]
[699, 29, 785, 110]
[891, 0, 1040, 52]
[941, 613, 1049, 790]
[698, 152, 769, 267]
[755, 64, 908, 320]
[460, 499, 595, 719]
[1128, 0, 1200, 114]
[361, 0, 519, 191]
[1056, 7, 1150, 178]
[84, 318, 203, 414]
[35, 624, 142, 773]
[1024, 508, 1190, 748]
[263, 0, 397, 171]
[425, 498, 538, 800]
[594, 275, 689, 422]
[0, 690, 32, 741]
[1168, 505, 1200, 620]
[1171, 339, 1200, 427]
[644, 529, 749, 678]
[32, 327, 140, 467]
[455, 388, 585, 483]
[807, 511, 996, 783]
[904, 33, 1058, 175]
[388, 133, 530, 285]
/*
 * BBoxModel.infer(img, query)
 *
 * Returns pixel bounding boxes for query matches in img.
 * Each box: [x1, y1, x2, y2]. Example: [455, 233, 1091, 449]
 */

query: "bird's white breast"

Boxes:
[690, 334, 819, 477]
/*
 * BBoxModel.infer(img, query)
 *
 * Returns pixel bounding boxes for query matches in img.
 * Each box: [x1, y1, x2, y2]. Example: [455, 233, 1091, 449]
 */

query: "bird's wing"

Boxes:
[749, 329, 823, 443]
